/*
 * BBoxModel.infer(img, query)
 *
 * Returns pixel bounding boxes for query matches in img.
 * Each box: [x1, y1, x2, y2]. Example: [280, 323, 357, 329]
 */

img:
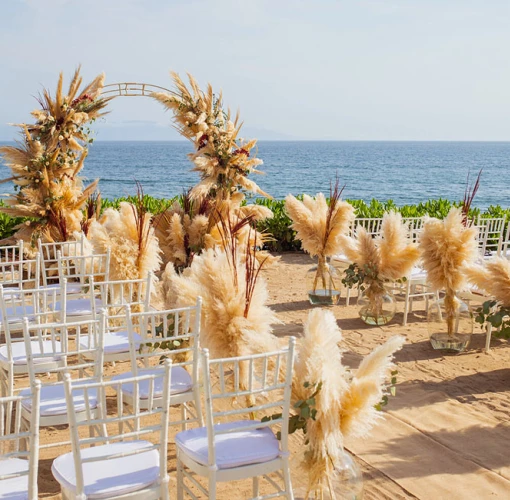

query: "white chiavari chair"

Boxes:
[0, 254, 40, 297]
[0, 284, 64, 407]
[51, 362, 172, 499]
[112, 299, 203, 430]
[81, 275, 152, 363]
[476, 216, 506, 259]
[0, 381, 40, 499]
[20, 313, 105, 442]
[0, 240, 24, 263]
[38, 235, 85, 292]
[55, 250, 110, 320]
[175, 338, 296, 500]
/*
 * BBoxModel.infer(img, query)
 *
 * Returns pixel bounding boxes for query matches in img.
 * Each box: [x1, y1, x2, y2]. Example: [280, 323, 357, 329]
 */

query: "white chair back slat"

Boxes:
[353, 217, 384, 237]
[0, 381, 40, 499]
[38, 236, 85, 287]
[202, 338, 295, 453]
[57, 249, 110, 285]
[476, 215, 507, 257]
[0, 254, 40, 290]
[0, 241, 24, 264]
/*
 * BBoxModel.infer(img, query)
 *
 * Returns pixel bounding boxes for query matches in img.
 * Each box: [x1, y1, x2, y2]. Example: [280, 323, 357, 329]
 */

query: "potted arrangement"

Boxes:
[340, 212, 420, 325]
[285, 181, 354, 305]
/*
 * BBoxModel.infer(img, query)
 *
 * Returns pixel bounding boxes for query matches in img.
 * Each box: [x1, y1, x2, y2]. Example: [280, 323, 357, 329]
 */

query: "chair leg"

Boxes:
[194, 390, 204, 427]
[282, 460, 294, 500]
[403, 280, 411, 326]
[181, 404, 187, 431]
[208, 473, 217, 500]
[176, 455, 184, 500]
[252, 476, 260, 499]
[485, 323, 492, 353]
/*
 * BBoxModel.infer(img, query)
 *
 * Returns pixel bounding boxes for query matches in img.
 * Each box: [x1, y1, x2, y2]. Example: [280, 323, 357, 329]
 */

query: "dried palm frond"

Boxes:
[0, 67, 110, 245]
[293, 309, 404, 498]
[151, 72, 269, 203]
[465, 258, 510, 307]
[461, 169, 482, 226]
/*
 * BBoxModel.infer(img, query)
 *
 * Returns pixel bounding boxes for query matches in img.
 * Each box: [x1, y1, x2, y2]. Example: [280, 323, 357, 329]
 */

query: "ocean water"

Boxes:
[0, 141, 509, 209]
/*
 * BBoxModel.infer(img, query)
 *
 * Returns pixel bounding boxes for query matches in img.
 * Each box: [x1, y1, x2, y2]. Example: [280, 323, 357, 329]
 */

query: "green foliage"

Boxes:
[475, 300, 510, 339]
[0, 200, 29, 239]
[101, 194, 177, 214]
[0, 194, 508, 250]
[261, 381, 321, 441]
[375, 370, 398, 411]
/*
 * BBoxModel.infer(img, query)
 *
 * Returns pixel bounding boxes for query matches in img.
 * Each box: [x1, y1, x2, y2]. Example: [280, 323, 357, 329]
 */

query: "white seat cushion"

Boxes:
[112, 366, 192, 398]
[46, 282, 84, 294]
[0, 305, 35, 325]
[20, 380, 97, 417]
[52, 441, 159, 499]
[79, 330, 141, 355]
[176, 420, 281, 469]
[0, 457, 29, 500]
[53, 298, 102, 316]
[0, 340, 62, 365]
[332, 253, 350, 264]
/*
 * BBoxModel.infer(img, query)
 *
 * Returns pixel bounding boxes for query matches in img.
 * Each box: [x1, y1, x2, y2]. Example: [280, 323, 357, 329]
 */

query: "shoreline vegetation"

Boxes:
[1, 195, 508, 251]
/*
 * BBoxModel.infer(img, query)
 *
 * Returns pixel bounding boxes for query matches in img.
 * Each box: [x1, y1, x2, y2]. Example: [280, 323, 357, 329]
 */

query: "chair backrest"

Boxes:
[476, 216, 507, 256]
[57, 249, 110, 286]
[97, 274, 152, 331]
[503, 223, 510, 260]
[0, 240, 24, 263]
[0, 284, 64, 344]
[0, 381, 40, 499]
[125, 299, 201, 378]
[62, 362, 172, 497]
[22, 313, 105, 384]
[0, 254, 40, 290]
[201, 337, 295, 469]
[38, 236, 85, 287]
[402, 216, 425, 243]
[353, 217, 383, 237]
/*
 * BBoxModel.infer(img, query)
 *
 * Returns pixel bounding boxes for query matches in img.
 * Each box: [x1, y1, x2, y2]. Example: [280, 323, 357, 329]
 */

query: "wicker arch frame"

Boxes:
[102, 82, 176, 99]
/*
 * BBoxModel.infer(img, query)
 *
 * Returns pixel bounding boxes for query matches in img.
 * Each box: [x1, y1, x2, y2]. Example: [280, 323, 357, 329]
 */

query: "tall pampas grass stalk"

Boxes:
[293, 309, 404, 498]
[88, 186, 161, 294]
[419, 207, 478, 336]
[285, 180, 355, 296]
[165, 212, 278, 386]
[465, 258, 510, 306]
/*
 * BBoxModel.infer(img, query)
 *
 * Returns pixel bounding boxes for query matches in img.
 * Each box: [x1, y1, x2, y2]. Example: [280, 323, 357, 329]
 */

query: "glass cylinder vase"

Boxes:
[358, 283, 396, 326]
[306, 257, 341, 306]
[427, 291, 473, 353]
[296, 448, 364, 500]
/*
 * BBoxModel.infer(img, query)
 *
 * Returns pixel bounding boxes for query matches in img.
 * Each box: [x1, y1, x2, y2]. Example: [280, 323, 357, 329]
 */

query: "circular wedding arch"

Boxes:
[102, 82, 176, 99]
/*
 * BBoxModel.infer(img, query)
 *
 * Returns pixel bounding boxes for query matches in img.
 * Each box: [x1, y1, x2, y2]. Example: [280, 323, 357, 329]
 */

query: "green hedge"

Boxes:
[0, 196, 508, 252]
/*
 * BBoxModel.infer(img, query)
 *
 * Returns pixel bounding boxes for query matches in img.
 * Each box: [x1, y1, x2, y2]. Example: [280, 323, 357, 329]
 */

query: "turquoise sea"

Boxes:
[0, 141, 509, 209]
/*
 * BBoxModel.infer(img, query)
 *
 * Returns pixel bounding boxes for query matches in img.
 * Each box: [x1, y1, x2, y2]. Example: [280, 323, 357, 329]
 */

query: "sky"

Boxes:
[1, 0, 509, 141]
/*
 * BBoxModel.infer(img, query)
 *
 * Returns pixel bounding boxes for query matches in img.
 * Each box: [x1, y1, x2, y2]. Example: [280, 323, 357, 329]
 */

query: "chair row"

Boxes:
[0, 302, 296, 499]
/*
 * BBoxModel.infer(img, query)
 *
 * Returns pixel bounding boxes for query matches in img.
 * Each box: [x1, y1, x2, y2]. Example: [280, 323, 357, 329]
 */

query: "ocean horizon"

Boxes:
[1, 140, 509, 210]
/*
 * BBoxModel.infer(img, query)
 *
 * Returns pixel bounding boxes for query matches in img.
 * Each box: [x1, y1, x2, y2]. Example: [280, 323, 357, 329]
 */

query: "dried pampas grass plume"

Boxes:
[285, 183, 354, 258]
[420, 208, 478, 293]
[168, 247, 279, 361]
[293, 309, 348, 497]
[88, 200, 161, 291]
[294, 309, 404, 497]
[340, 212, 420, 281]
[465, 258, 510, 307]
[340, 335, 405, 438]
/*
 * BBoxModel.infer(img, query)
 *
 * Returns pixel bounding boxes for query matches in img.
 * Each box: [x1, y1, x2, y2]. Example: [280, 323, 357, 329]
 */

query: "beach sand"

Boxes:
[35, 252, 510, 498]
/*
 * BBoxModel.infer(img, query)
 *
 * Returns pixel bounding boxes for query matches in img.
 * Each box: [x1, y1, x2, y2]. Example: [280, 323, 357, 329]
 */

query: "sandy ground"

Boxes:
[33, 252, 510, 498]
